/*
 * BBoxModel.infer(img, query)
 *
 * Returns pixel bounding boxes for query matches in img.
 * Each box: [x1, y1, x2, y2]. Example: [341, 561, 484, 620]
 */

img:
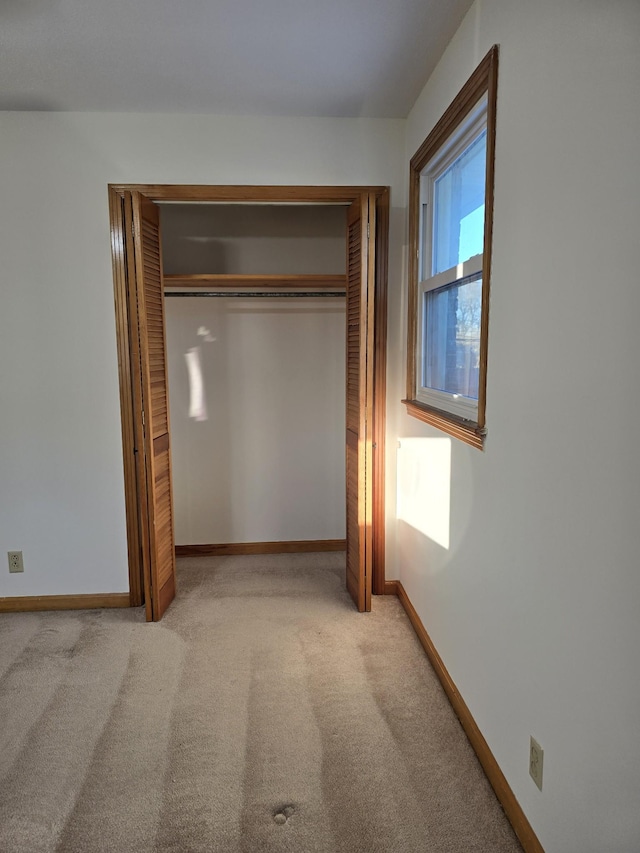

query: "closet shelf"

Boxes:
[164, 274, 346, 289]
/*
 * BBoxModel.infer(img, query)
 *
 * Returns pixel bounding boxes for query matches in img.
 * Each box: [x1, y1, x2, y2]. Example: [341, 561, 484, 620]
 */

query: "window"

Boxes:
[405, 46, 498, 449]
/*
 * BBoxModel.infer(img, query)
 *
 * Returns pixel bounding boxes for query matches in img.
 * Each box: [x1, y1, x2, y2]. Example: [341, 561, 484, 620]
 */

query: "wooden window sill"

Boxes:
[402, 399, 486, 450]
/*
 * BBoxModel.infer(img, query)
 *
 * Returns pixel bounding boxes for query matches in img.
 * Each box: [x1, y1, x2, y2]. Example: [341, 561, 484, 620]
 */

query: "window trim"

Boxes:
[404, 45, 499, 450]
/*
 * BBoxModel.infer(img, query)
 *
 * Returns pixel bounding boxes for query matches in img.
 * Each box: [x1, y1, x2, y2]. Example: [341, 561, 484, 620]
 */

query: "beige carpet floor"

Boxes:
[0, 553, 522, 852]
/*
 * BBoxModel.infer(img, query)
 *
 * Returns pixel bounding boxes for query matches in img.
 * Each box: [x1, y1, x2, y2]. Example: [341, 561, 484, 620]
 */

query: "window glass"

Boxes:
[423, 275, 482, 399]
[406, 46, 498, 446]
[432, 131, 487, 275]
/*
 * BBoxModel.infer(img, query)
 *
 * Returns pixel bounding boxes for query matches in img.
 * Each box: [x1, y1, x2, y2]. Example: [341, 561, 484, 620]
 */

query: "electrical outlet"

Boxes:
[529, 736, 544, 790]
[8, 551, 24, 573]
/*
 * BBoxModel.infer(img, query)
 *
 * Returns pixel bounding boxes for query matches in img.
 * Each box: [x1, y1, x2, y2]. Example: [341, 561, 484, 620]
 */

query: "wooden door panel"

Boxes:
[345, 429, 362, 607]
[345, 195, 375, 613]
[131, 192, 176, 621]
[153, 439, 176, 614]
[346, 216, 361, 434]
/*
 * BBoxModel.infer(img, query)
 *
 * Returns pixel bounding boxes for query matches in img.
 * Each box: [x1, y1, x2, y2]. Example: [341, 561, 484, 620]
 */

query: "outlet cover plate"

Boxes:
[8, 551, 24, 573]
[529, 736, 543, 790]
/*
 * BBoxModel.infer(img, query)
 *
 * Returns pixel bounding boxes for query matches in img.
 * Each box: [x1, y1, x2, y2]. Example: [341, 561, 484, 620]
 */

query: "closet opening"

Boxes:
[161, 202, 349, 563]
[108, 185, 388, 621]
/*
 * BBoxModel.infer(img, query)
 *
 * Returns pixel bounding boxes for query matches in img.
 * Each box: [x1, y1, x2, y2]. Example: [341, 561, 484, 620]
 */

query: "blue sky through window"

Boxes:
[459, 203, 484, 263]
[433, 130, 486, 275]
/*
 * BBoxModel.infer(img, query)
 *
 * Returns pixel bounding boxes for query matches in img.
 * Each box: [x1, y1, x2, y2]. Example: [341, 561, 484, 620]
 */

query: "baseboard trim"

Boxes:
[0, 593, 131, 613]
[176, 539, 346, 557]
[391, 580, 544, 853]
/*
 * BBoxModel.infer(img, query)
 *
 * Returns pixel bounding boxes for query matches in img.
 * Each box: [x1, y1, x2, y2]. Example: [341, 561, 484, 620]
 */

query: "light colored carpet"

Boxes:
[0, 553, 522, 852]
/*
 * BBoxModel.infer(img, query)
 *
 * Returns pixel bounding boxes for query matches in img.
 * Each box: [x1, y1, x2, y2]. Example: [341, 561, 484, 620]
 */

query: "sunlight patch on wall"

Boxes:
[185, 346, 208, 421]
[397, 437, 451, 550]
[183, 326, 216, 422]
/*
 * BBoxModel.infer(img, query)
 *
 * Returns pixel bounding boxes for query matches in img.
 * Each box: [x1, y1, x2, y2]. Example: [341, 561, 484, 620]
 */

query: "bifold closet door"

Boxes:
[125, 191, 177, 621]
[345, 194, 376, 613]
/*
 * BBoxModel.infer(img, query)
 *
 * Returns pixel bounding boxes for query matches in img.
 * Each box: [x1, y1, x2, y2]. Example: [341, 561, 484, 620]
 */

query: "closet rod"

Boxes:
[164, 291, 346, 298]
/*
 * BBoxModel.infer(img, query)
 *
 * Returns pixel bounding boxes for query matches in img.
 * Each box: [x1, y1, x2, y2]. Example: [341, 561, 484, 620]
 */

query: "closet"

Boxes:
[108, 184, 387, 622]
[159, 203, 347, 553]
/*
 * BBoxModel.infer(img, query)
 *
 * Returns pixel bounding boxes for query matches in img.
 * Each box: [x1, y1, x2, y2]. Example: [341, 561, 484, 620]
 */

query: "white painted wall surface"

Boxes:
[0, 113, 405, 596]
[162, 204, 347, 545]
[393, 2, 640, 851]
[160, 203, 347, 276]
[165, 297, 346, 545]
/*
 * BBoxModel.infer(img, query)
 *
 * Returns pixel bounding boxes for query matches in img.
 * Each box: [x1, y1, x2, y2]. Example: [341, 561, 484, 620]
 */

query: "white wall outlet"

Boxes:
[529, 736, 544, 790]
[8, 551, 24, 573]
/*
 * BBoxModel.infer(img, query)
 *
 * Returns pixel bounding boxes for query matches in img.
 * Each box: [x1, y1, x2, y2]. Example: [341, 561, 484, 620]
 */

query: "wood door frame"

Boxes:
[108, 184, 389, 607]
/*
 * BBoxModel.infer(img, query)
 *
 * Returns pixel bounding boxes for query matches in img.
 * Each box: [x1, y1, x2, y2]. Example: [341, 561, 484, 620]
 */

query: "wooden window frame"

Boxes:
[404, 46, 499, 450]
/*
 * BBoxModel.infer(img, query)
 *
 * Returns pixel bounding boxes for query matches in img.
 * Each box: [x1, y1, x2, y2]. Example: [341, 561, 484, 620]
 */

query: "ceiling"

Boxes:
[0, 0, 473, 117]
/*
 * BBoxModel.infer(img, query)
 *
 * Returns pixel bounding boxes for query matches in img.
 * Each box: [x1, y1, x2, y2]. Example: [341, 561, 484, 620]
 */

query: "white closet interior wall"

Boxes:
[161, 204, 347, 546]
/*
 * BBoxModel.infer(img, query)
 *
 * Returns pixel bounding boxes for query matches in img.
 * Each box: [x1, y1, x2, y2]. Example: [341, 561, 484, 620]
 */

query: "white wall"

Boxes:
[163, 204, 347, 546]
[391, 2, 640, 851]
[0, 113, 405, 596]
[165, 296, 346, 545]
[160, 203, 346, 275]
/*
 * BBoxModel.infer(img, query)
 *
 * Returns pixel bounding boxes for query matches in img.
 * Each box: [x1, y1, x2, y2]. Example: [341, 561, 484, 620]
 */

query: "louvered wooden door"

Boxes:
[345, 194, 376, 612]
[130, 192, 176, 621]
